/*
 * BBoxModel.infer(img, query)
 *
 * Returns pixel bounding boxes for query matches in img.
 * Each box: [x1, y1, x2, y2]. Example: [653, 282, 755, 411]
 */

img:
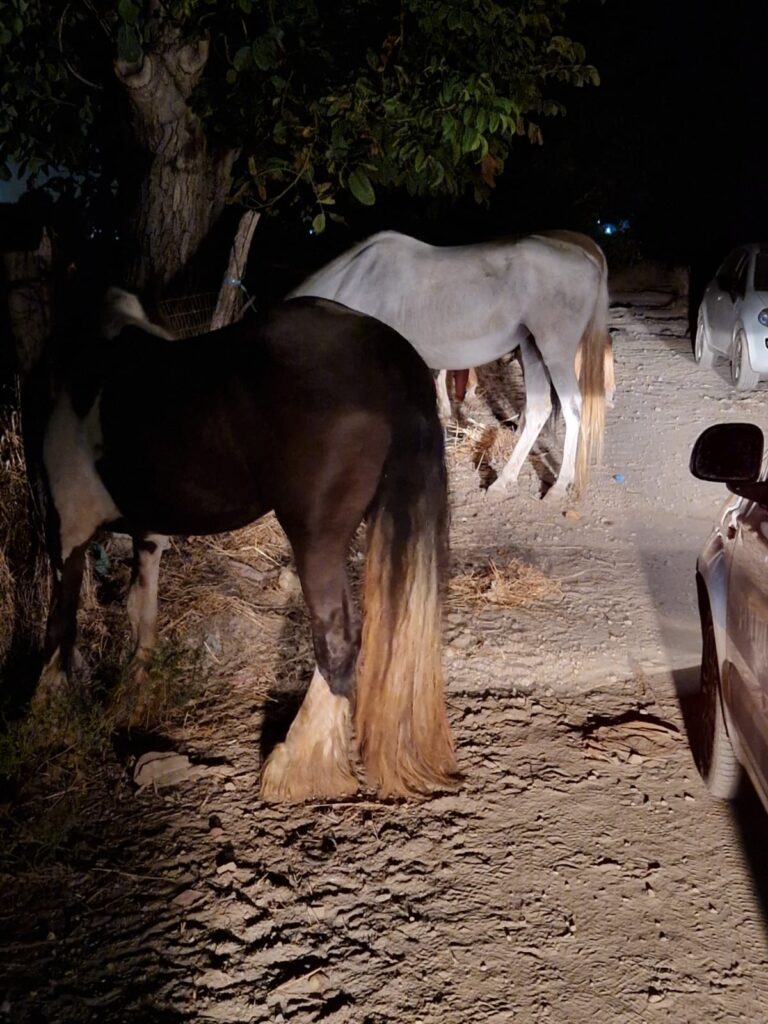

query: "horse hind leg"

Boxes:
[435, 370, 452, 422]
[487, 336, 552, 499]
[261, 539, 360, 802]
[118, 532, 169, 725]
[35, 540, 89, 709]
[542, 356, 582, 501]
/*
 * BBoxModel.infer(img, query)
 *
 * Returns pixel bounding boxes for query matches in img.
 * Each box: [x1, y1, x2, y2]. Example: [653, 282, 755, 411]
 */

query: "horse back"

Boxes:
[85, 298, 433, 536]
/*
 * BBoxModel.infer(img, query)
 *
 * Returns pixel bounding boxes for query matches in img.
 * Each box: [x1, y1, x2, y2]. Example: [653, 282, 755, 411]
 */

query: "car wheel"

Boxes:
[731, 331, 759, 390]
[694, 313, 716, 368]
[691, 608, 743, 799]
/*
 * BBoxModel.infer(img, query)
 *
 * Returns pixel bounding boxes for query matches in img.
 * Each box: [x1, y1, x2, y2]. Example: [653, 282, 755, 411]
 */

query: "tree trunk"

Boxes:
[3, 229, 54, 377]
[210, 210, 260, 330]
[115, 20, 236, 298]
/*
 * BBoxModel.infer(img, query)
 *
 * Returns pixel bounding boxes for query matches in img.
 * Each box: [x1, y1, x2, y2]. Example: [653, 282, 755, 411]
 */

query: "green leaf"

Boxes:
[238, 0, 253, 12]
[348, 167, 375, 205]
[117, 0, 140, 26]
[312, 211, 326, 234]
[116, 23, 142, 64]
[233, 46, 251, 72]
[252, 37, 276, 71]
[461, 127, 481, 153]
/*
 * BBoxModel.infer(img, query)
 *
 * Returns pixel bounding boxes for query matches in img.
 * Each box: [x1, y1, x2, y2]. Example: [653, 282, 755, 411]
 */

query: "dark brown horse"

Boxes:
[25, 289, 456, 801]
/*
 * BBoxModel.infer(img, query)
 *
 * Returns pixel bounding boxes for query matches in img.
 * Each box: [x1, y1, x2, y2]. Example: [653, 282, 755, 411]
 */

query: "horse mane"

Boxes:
[100, 287, 174, 341]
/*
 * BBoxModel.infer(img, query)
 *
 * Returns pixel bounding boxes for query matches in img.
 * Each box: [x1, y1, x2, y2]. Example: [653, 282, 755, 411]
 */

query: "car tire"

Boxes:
[731, 331, 759, 390]
[694, 314, 716, 368]
[691, 608, 743, 799]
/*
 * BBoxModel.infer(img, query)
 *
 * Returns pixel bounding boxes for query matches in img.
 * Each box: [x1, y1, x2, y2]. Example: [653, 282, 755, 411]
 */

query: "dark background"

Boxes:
[4, 1, 768, 312]
[255, 0, 768, 310]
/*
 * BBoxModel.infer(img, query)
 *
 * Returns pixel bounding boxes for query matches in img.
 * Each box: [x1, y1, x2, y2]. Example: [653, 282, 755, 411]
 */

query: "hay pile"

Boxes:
[445, 419, 517, 475]
[159, 513, 292, 640]
[450, 557, 561, 609]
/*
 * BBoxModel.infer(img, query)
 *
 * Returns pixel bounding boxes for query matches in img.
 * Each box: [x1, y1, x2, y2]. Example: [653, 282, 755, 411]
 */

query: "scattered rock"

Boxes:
[133, 751, 194, 790]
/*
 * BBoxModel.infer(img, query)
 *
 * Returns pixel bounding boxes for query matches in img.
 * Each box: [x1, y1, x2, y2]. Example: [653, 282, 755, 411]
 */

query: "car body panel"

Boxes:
[697, 488, 768, 811]
[724, 503, 768, 791]
[698, 243, 768, 375]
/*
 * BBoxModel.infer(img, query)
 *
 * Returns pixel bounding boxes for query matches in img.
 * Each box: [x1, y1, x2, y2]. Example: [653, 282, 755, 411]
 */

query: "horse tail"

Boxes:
[355, 372, 456, 797]
[575, 248, 609, 493]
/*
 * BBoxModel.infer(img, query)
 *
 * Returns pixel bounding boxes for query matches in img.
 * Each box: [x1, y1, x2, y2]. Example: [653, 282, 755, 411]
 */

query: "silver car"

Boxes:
[695, 242, 768, 390]
[690, 422, 768, 811]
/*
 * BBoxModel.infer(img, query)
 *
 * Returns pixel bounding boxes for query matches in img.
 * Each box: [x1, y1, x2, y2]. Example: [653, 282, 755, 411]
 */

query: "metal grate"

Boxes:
[157, 293, 218, 339]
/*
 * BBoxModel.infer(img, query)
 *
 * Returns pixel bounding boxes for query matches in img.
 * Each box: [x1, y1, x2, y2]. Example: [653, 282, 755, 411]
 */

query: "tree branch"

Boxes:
[58, 4, 104, 91]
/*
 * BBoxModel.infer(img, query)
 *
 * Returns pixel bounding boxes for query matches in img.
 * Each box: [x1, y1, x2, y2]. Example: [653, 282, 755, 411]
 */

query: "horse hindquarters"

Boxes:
[259, 404, 393, 802]
[260, 344, 455, 801]
[355, 398, 457, 798]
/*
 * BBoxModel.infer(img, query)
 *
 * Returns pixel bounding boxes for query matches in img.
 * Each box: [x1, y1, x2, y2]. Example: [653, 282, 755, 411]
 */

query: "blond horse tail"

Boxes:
[574, 250, 609, 493]
[355, 400, 456, 798]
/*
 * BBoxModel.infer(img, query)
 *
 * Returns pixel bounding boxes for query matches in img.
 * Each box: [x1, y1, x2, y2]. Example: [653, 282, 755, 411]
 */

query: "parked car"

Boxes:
[694, 242, 768, 390]
[690, 422, 768, 811]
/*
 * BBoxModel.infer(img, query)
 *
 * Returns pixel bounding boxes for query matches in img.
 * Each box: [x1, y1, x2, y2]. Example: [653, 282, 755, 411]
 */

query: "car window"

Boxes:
[717, 249, 743, 278]
[755, 252, 768, 292]
[735, 254, 750, 296]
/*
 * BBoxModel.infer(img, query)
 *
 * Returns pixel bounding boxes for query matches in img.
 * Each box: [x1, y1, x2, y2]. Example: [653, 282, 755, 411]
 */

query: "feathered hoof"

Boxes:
[260, 740, 359, 802]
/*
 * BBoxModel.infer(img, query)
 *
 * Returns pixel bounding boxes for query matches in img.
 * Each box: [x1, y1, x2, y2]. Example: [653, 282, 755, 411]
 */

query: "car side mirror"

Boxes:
[690, 423, 767, 499]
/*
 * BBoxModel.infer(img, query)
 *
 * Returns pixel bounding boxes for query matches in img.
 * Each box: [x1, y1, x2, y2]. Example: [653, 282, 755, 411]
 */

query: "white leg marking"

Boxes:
[260, 667, 358, 802]
[127, 534, 170, 665]
[544, 396, 581, 500]
[435, 371, 452, 422]
[487, 340, 552, 497]
[32, 649, 67, 710]
[43, 395, 121, 561]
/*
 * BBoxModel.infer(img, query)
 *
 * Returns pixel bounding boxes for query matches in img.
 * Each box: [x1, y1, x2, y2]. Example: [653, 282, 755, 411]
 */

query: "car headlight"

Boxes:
[759, 308, 768, 327]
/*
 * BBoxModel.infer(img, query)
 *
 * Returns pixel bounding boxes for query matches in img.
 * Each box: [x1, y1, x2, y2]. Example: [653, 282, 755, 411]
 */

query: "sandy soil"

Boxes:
[2, 289, 768, 1023]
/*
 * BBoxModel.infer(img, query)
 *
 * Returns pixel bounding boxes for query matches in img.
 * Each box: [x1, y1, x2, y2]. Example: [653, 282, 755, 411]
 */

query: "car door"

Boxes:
[708, 249, 749, 354]
[724, 497, 768, 793]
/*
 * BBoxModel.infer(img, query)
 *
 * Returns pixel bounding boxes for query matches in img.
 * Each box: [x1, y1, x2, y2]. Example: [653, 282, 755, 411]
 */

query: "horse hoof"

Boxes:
[260, 742, 359, 802]
[542, 484, 572, 504]
[485, 479, 509, 501]
[109, 662, 157, 729]
[32, 655, 68, 711]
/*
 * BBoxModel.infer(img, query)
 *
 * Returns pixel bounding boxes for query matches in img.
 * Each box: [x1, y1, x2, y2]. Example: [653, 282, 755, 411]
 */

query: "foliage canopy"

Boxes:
[0, 0, 598, 229]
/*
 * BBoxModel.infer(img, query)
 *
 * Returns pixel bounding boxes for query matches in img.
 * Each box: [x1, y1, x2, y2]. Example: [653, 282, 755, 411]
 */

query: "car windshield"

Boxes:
[754, 253, 768, 292]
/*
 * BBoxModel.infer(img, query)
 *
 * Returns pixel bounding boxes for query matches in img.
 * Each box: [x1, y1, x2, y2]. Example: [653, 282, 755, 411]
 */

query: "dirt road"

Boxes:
[1, 293, 768, 1023]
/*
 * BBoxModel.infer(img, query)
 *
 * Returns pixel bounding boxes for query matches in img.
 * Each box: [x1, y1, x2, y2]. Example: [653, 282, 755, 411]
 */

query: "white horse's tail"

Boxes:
[574, 251, 609, 493]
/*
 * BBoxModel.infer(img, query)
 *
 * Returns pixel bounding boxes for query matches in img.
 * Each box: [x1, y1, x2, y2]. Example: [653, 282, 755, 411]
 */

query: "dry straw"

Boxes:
[450, 557, 561, 609]
[445, 418, 517, 473]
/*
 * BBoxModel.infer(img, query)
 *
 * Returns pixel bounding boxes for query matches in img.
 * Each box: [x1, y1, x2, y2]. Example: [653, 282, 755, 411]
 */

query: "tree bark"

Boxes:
[3, 229, 54, 376]
[114, 19, 236, 298]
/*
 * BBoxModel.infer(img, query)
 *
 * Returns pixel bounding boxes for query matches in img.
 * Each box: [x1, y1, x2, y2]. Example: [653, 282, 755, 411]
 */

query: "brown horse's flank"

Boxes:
[28, 294, 456, 801]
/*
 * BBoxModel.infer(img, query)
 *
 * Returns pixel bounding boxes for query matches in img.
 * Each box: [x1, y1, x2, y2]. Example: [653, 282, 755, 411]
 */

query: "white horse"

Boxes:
[291, 229, 613, 499]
